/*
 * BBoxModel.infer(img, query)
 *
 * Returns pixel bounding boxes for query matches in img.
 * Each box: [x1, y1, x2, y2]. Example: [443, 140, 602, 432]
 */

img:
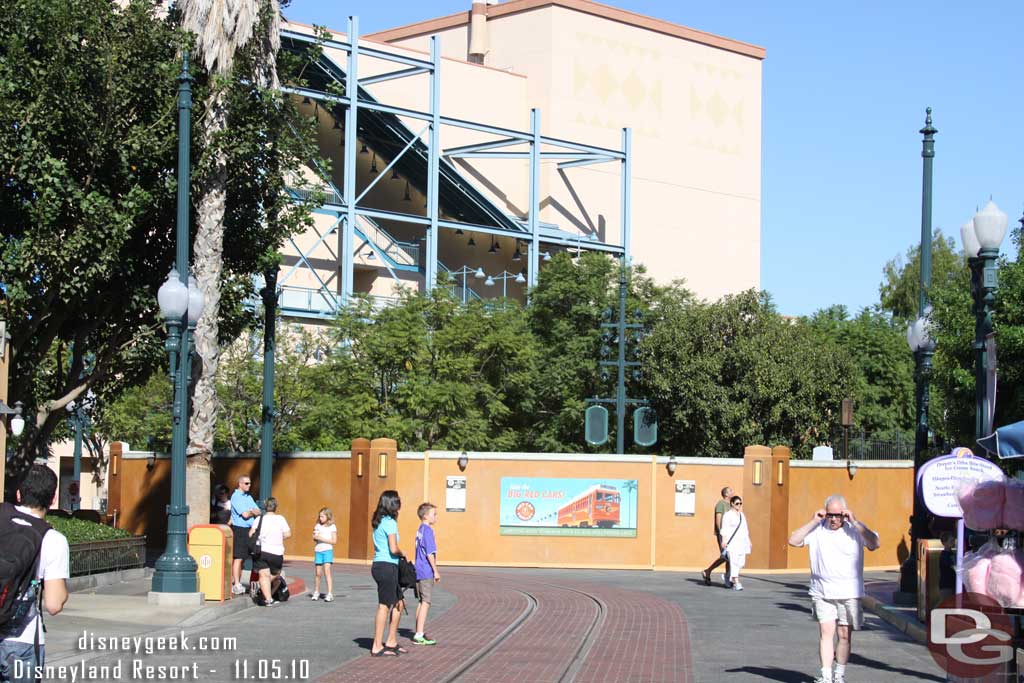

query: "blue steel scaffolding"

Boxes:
[277, 18, 632, 319]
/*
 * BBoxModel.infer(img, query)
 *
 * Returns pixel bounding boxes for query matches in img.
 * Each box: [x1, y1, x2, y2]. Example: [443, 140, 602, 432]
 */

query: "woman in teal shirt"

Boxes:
[370, 490, 406, 656]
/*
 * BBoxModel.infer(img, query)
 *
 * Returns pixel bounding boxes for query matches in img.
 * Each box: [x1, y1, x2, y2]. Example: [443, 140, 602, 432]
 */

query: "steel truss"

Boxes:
[278, 18, 632, 317]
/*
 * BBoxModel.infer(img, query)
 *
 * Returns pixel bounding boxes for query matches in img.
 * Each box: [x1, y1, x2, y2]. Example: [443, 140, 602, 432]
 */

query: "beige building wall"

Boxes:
[373, 1, 763, 300]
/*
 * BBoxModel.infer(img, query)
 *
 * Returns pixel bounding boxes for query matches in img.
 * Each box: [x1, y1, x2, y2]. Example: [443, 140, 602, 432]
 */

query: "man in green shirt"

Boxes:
[701, 486, 733, 586]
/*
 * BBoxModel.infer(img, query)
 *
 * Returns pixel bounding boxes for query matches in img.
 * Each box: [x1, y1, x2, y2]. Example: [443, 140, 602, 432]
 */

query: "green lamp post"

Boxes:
[151, 53, 203, 594]
[898, 108, 937, 596]
[259, 269, 277, 502]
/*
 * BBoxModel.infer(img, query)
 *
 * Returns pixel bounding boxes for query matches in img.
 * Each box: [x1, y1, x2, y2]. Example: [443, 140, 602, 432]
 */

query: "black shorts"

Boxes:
[231, 525, 252, 560]
[371, 561, 403, 607]
[254, 552, 283, 575]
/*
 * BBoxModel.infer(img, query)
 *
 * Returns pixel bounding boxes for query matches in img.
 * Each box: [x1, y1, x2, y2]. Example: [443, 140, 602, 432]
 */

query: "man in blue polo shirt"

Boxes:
[229, 476, 261, 595]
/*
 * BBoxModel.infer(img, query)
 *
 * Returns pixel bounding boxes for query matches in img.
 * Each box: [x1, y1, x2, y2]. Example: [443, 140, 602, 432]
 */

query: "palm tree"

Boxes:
[181, 0, 281, 527]
[622, 480, 638, 529]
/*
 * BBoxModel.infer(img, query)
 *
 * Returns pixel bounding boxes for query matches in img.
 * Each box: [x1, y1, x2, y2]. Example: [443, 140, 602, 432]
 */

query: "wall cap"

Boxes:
[789, 460, 913, 469]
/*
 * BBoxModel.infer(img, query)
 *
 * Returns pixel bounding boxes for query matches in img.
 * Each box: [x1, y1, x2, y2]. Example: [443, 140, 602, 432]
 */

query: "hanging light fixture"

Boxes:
[488, 236, 498, 254]
[474, 267, 486, 279]
[542, 251, 552, 262]
[494, 238, 501, 251]
[468, 235, 476, 248]
[485, 276, 495, 287]
[360, 142, 369, 155]
[370, 153, 378, 174]
[455, 228, 464, 235]
[366, 250, 376, 260]
[512, 244, 522, 261]
[332, 118, 341, 130]
[302, 96, 311, 104]
[515, 272, 526, 284]
[403, 181, 411, 202]
[391, 166, 400, 181]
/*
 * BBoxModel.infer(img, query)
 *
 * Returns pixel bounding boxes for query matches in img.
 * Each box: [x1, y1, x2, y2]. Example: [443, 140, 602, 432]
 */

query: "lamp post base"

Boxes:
[147, 591, 204, 607]
[151, 552, 199, 594]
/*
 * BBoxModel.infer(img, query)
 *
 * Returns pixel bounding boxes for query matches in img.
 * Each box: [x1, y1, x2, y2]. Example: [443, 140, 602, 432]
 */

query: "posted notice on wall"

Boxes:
[674, 480, 696, 516]
[446, 475, 466, 512]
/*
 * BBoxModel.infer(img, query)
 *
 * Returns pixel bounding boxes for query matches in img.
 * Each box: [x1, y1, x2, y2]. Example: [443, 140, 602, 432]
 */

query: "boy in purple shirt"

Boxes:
[413, 503, 441, 645]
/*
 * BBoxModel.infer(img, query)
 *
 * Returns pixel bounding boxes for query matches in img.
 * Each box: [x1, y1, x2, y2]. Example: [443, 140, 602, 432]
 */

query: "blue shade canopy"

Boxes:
[977, 419, 1024, 460]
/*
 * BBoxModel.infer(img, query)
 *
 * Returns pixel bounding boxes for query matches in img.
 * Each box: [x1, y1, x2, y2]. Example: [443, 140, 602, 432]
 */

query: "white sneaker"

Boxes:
[310, 592, 319, 601]
[324, 593, 334, 602]
[813, 678, 832, 683]
[231, 583, 246, 595]
[833, 675, 846, 683]
[732, 582, 743, 591]
[265, 599, 277, 607]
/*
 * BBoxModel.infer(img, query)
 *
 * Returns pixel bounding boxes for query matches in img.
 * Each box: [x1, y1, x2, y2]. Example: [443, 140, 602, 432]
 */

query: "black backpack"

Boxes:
[0, 502, 49, 634]
[397, 556, 417, 590]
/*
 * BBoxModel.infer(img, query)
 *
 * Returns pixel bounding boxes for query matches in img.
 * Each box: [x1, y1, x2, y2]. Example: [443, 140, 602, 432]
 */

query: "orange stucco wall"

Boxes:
[785, 463, 914, 570]
[116, 450, 911, 571]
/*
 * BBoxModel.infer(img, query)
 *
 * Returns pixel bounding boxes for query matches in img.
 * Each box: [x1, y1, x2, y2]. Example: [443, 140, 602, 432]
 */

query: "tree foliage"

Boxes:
[0, 0, 319, 469]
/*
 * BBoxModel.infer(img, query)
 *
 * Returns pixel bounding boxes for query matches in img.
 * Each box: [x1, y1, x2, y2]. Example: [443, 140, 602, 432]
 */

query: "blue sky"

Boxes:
[285, 1, 1024, 316]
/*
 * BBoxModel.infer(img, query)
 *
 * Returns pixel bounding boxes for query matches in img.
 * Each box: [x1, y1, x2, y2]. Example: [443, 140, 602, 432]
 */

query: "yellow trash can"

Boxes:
[188, 524, 232, 602]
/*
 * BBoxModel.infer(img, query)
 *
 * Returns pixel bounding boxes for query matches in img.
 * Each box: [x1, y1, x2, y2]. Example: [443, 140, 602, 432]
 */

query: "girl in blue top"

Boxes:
[370, 490, 406, 657]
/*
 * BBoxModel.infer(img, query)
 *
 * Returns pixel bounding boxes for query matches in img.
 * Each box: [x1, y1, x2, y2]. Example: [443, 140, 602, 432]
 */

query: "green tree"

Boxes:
[879, 229, 966, 319]
[805, 306, 914, 442]
[0, 0, 319, 485]
[643, 289, 857, 458]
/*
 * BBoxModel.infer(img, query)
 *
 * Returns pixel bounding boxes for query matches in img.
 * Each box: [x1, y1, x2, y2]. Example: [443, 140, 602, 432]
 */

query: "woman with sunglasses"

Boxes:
[718, 495, 751, 591]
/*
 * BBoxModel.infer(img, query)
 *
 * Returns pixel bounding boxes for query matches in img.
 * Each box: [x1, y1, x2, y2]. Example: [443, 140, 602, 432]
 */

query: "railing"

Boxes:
[357, 216, 419, 268]
[839, 431, 915, 461]
[279, 284, 339, 317]
[69, 536, 146, 577]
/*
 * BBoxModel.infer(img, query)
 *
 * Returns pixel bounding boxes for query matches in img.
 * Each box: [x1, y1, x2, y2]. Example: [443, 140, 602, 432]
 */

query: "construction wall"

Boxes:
[112, 444, 911, 571]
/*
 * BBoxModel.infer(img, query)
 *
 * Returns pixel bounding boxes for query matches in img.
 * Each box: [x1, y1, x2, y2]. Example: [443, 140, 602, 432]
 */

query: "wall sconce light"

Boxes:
[457, 451, 469, 472]
[753, 460, 763, 486]
[356, 451, 364, 478]
[847, 460, 858, 480]
[378, 452, 388, 478]
[0, 400, 25, 437]
[777, 460, 784, 486]
[146, 454, 156, 471]
[666, 456, 677, 476]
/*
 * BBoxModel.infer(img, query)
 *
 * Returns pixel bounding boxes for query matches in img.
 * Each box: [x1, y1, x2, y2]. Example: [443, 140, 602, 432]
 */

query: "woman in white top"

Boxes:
[250, 497, 291, 605]
[719, 496, 751, 591]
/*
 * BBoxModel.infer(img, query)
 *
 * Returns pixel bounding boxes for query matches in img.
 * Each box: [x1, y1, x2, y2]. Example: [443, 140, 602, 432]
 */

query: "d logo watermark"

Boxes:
[927, 592, 1013, 678]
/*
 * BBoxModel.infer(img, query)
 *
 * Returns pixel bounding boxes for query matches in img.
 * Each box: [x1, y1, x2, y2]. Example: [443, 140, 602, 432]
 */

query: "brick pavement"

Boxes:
[317, 566, 693, 683]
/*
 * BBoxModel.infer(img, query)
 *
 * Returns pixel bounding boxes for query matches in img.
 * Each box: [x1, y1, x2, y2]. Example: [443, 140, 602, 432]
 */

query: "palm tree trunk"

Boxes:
[187, 91, 228, 530]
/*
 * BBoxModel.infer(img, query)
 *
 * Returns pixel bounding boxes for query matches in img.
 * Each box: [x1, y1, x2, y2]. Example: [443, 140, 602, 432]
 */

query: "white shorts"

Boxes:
[811, 597, 864, 630]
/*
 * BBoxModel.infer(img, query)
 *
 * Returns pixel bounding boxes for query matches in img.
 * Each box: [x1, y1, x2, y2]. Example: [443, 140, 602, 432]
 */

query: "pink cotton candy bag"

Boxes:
[957, 478, 1006, 531]
[1003, 479, 1024, 530]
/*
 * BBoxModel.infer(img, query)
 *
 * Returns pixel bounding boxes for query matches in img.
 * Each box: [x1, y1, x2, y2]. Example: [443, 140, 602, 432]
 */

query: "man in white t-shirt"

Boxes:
[788, 494, 879, 683]
[1, 465, 70, 683]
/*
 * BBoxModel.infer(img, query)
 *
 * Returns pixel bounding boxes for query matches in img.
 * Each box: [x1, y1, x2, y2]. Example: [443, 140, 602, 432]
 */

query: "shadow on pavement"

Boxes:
[353, 637, 374, 650]
[848, 652, 945, 681]
[723, 665, 813, 682]
[775, 601, 811, 614]
[745, 576, 810, 592]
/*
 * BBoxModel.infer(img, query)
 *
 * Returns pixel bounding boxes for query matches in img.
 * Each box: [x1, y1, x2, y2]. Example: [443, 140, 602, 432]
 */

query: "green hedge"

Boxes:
[45, 516, 130, 543]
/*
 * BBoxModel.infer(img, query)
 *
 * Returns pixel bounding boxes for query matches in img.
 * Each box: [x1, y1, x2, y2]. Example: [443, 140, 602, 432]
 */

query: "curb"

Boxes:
[862, 594, 927, 644]
[68, 567, 151, 593]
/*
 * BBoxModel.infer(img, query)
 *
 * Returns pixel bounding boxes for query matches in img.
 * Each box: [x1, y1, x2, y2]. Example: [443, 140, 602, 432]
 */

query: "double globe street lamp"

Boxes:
[961, 200, 1010, 443]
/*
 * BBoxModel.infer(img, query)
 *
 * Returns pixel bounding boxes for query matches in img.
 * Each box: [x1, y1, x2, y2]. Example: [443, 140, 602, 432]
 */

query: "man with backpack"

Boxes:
[0, 464, 69, 682]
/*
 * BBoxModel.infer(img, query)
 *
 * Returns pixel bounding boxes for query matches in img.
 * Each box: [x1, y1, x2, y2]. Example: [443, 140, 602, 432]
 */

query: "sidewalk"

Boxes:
[46, 570, 303, 665]
[862, 571, 928, 645]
